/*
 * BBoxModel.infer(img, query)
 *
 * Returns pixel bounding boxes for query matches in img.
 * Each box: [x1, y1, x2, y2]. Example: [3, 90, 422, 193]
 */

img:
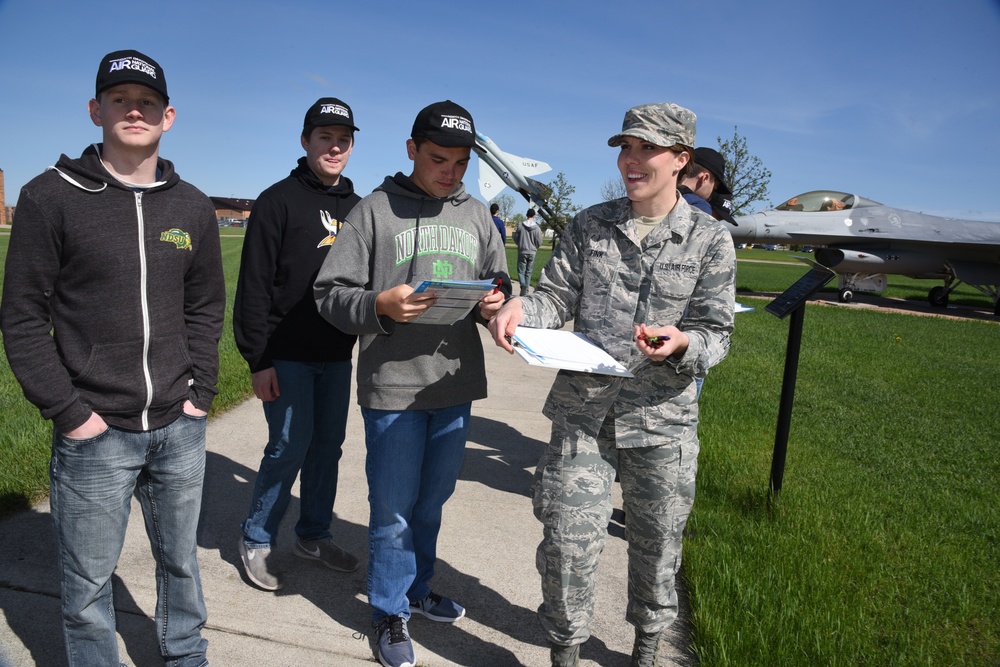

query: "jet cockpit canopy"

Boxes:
[775, 190, 882, 213]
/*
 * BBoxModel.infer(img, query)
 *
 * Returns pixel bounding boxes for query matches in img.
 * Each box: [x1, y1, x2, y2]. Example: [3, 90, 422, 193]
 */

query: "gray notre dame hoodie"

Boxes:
[314, 174, 510, 411]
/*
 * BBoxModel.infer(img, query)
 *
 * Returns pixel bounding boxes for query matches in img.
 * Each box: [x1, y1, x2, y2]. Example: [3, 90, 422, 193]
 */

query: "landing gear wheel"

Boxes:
[928, 286, 949, 308]
[838, 288, 854, 303]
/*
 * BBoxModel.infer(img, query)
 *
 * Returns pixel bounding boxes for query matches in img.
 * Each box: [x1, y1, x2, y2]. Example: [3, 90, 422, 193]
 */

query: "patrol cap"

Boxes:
[95, 49, 168, 102]
[607, 102, 696, 150]
[411, 100, 476, 148]
[694, 147, 732, 197]
[709, 189, 737, 225]
[303, 97, 359, 132]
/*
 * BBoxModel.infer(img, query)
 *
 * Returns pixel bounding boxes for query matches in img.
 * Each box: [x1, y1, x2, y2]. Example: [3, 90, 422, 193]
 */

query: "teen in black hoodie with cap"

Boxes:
[0, 49, 224, 666]
[233, 98, 362, 592]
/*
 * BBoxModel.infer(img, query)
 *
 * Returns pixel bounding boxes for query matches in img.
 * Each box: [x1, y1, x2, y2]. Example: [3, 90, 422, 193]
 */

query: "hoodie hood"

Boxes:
[49, 143, 179, 193]
[291, 156, 358, 199]
[380, 172, 472, 205]
[370, 173, 474, 285]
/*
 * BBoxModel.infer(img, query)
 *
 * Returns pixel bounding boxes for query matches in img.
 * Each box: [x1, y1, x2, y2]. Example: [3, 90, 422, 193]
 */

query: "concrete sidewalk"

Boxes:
[0, 326, 696, 667]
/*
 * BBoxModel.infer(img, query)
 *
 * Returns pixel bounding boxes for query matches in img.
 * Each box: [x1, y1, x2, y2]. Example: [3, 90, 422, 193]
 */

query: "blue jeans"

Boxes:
[362, 404, 471, 621]
[517, 252, 536, 290]
[49, 413, 209, 667]
[242, 359, 352, 547]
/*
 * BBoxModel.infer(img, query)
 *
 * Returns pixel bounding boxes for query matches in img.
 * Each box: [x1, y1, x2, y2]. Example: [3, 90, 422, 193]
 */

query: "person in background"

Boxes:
[490, 201, 508, 245]
[313, 100, 509, 667]
[233, 97, 363, 592]
[677, 146, 735, 397]
[488, 102, 736, 667]
[513, 207, 543, 295]
[0, 49, 225, 666]
[678, 146, 732, 217]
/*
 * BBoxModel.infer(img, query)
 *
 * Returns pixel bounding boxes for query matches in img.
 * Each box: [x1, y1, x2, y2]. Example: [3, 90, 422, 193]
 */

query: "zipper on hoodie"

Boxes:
[135, 191, 154, 431]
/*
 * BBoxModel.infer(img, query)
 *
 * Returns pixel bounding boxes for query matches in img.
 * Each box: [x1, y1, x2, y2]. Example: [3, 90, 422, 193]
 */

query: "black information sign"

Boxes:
[765, 259, 836, 319]
[763, 257, 837, 496]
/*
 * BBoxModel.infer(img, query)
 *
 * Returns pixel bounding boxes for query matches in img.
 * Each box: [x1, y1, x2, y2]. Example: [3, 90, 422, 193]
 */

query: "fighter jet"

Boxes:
[726, 190, 1000, 315]
[473, 131, 561, 230]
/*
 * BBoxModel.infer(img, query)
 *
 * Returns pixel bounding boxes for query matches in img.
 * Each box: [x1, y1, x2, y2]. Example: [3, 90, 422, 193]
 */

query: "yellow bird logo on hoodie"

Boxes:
[317, 210, 341, 248]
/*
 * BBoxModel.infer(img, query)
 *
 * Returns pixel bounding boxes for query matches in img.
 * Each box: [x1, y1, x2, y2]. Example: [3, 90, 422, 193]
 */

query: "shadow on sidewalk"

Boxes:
[462, 415, 545, 496]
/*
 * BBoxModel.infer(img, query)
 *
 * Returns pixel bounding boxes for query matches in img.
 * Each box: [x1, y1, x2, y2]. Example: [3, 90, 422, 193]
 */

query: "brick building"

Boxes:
[210, 197, 254, 223]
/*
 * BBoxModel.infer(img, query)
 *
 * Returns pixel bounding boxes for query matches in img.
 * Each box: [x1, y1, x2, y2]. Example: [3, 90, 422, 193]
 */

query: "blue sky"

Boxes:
[2, 0, 999, 221]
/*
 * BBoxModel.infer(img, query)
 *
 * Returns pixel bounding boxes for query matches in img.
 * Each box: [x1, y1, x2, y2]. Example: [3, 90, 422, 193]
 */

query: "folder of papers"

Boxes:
[410, 279, 498, 325]
[511, 328, 633, 377]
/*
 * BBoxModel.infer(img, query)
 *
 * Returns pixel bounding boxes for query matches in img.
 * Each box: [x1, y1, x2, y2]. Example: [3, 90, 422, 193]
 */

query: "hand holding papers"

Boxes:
[409, 279, 498, 325]
[509, 328, 633, 377]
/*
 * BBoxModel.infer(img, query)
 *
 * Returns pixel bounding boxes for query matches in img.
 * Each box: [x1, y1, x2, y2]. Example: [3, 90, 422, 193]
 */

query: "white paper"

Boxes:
[511, 328, 633, 377]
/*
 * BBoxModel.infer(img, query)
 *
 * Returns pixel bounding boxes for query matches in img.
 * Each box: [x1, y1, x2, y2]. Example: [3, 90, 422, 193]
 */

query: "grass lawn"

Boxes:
[1, 231, 998, 664]
[691, 301, 998, 664]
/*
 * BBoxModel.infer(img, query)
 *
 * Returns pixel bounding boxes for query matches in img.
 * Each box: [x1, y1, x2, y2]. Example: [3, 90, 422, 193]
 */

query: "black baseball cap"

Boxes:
[709, 190, 737, 225]
[95, 50, 168, 102]
[303, 97, 359, 132]
[693, 147, 732, 197]
[411, 100, 476, 148]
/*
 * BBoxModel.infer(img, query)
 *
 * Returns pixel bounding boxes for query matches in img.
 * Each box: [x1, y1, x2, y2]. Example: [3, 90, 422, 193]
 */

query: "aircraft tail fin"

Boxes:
[476, 150, 551, 202]
[477, 160, 507, 201]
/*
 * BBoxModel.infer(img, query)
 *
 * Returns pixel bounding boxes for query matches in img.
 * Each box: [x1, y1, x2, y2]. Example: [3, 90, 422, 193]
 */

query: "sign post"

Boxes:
[764, 260, 836, 496]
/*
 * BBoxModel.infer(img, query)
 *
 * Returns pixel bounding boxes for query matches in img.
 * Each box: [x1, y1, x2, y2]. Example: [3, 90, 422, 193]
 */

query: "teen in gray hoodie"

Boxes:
[314, 100, 509, 667]
[514, 207, 544, 295]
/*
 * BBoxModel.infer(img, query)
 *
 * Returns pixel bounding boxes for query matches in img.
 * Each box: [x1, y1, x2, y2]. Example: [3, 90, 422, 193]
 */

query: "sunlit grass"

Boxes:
[691, 301, 999, 664]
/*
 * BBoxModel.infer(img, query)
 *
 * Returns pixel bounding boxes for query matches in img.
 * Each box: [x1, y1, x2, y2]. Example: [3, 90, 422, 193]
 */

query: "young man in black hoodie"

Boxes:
[233, 98, 361, 592]
[0, 50, 224, 666]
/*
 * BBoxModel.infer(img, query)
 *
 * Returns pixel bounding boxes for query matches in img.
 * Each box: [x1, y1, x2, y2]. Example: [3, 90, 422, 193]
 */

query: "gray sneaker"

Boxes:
[373, 615, 415, 667]
[550, 643, 580, 667]
[294, 537, 359, 572]
[409, 591, 465, 622]
[237, 538, 282, 591]
[630, 629, 662, 667]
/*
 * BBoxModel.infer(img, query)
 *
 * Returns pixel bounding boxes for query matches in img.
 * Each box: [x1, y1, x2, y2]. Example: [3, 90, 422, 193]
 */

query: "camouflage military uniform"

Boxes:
[518, 195, 736, 646]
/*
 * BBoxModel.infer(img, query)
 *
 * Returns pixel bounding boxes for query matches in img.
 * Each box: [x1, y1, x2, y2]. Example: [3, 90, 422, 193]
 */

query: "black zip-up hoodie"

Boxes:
[0, 144, 226, 433]
[232, 158, 360, 372]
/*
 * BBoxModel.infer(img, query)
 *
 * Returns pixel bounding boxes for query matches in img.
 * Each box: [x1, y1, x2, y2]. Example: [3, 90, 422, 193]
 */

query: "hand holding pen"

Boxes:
[634, 323, 688, 360]
[488, 296, 523, 353]
[478, 277, 507, 322]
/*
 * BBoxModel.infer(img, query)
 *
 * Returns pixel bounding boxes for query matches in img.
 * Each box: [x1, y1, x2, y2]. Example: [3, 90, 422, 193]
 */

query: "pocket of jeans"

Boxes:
[58, 425, 113, 445]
